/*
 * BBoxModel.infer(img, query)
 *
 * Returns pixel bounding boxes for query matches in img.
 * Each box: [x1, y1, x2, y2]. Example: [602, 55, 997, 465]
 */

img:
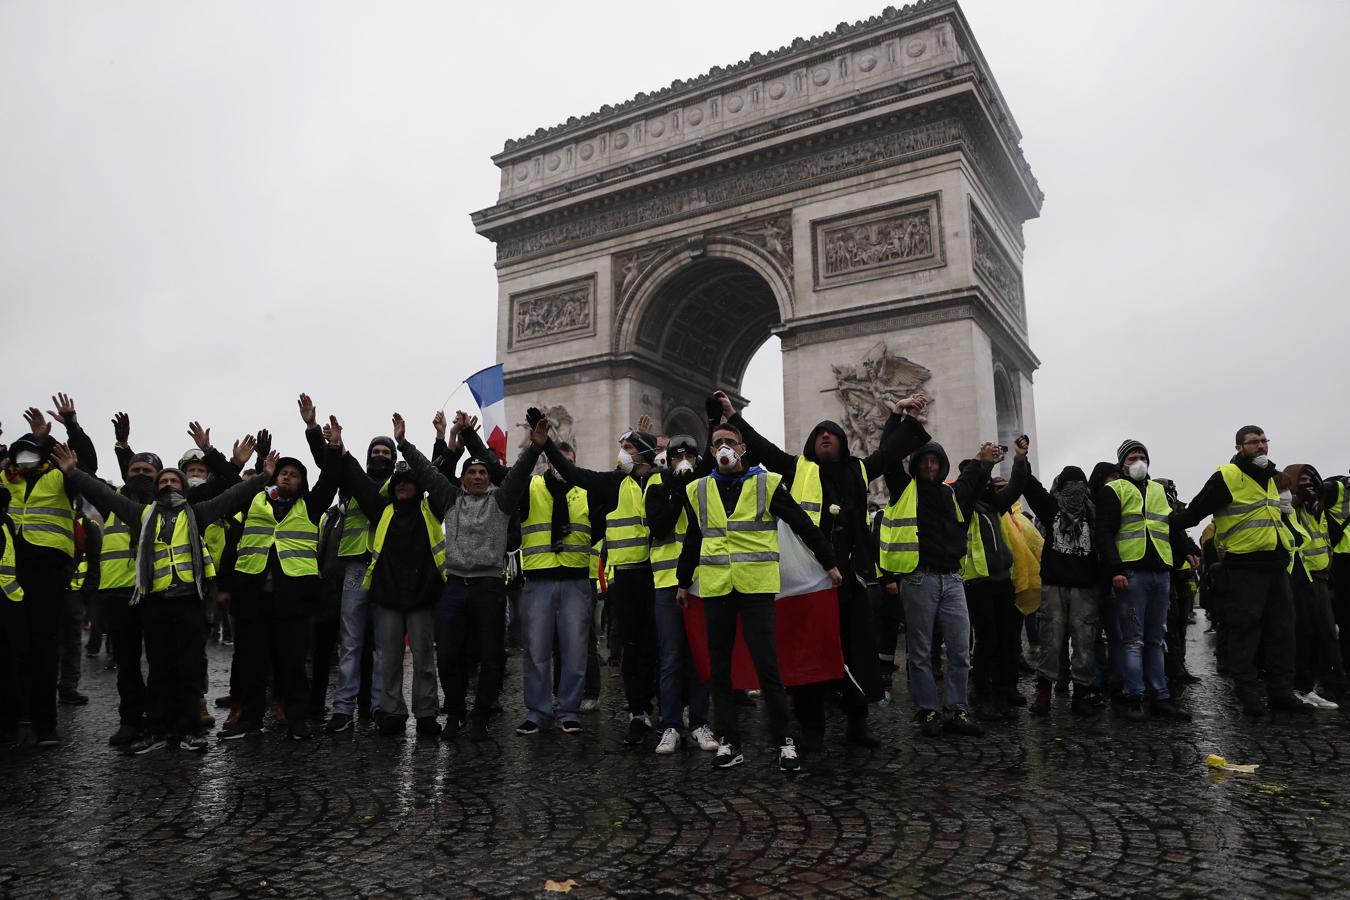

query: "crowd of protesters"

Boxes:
[2, 389, 1345, 773]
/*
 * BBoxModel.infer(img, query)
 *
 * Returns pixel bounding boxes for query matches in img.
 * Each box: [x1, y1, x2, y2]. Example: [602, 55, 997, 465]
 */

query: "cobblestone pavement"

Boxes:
[3, 613, 1349, 898]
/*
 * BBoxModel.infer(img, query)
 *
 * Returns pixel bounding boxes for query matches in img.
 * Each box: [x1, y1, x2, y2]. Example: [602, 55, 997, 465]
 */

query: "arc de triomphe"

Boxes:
[473, 0, 1042, 469]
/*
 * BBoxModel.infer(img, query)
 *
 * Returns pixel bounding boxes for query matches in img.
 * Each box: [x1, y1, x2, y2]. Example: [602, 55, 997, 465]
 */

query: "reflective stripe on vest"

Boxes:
[878, 480, 920, 574]
[1109, 478, 1174, 566]
[790, 456, 869, 527]
[5, 470, 75, 558]
[364, 500, 447, 589]
[338, 480, 389, 558]
[69, 557, 88, 591]
[1329, 481, 1350, 554]
[521, 475, 592, 572]
[645, 473, 687, 589]
[1213, 464, 1287, 554]
[0, 520, 22, 602]
[234, 492, 319, 577]
[687, 471, 782, 598]
[99, 511, 137, 590]
[605, 477, 650, 567]
[149, 510, 217, 593]
[1293, 507, 1331, 574]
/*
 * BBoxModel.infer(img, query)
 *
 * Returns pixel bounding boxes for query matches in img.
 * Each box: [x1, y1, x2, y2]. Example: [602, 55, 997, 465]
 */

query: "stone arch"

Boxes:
[663, 405, 706, 444]
[992, 361, 1022, 452]
[615, 238, 792, 395]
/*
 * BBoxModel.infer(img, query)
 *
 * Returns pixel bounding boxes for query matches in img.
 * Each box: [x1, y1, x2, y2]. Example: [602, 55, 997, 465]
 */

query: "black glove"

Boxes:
[525, 407, 544, 429]
[255, 428, 272, 462]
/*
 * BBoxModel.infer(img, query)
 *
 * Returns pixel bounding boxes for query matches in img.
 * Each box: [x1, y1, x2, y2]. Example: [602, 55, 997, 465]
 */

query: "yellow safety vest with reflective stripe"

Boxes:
[337, 480, 389, 558]
[1, 519, 24, 602]
[687, 471, 783, 598]
[645, 473, 687, 590]
[148, 509, 217, 593]
[363, 500, 447, 589]
[959, 508, 1017, 581]
[234, 492, 320, 577]
[1293, 507, 1331, 575]
[69, 556, 88, 591]
[202, 512, 241, 579]
[1328, 481, 1350, 554]
[790, 456, 868, 527]
[605, 476, 650, 567]
[589, 540, 602, 583]
[879, 481, 964, 575]
[5, 469, 75, 557]
[99, 511, 137, 590]
[521, 475, 591, 572]
[1212, 464, 1289, 554]
[1108, 478, 1174, 566]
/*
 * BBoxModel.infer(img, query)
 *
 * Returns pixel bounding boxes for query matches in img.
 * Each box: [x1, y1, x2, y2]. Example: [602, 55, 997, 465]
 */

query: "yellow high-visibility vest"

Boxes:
[234, 492, 319, 577]
[363, 500, 447, 589]
[1212, 464, 1289, 554]
[5, 469, 75, 558]
[687, 471, 783, 598]
[1109, 478, 1173, 566]
[521, 476, 591, 571]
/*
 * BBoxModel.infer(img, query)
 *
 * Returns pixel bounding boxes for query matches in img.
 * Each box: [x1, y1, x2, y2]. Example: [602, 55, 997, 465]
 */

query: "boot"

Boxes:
[845, 717, 881, 748]
[1030, 679, 1052, 717]
[1070, 683, 1097, 718]
[1120, 696, 1147, 722]
[224, 702, 242, 729]
[1151, 697, 1192, 721]
[199, 697, 216, 729]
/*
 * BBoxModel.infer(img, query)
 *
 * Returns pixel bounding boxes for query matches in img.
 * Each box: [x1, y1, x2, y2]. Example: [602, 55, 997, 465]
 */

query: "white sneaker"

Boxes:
[655, 727, 681, 754]
[691, 724, 720, 751]
[746, 689, 762, 699]
[580, 698, 600, 712]
[778, 737, 800, 773]
[878, 690, 892, 708]
[1304, 690, 1340, 711]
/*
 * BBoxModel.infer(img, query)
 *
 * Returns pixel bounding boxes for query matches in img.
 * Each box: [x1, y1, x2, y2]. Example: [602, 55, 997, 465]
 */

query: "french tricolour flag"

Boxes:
[465, 364, 508, 463]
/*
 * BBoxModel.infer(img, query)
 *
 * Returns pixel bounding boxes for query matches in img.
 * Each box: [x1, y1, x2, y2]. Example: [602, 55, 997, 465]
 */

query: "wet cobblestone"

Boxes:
[4, 617, 1350, 898]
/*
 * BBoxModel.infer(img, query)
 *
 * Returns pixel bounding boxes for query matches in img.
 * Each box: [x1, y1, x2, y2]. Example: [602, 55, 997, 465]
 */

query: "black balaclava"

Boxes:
[367, 436, 397, 481]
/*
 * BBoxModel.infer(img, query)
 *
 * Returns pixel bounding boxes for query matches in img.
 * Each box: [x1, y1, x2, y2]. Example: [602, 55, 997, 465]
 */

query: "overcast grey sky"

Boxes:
[3, 1, 1348, 498]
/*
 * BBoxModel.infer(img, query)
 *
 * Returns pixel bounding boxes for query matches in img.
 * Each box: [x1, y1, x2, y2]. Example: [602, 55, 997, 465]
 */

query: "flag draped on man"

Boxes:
[465, 364, 508, 462]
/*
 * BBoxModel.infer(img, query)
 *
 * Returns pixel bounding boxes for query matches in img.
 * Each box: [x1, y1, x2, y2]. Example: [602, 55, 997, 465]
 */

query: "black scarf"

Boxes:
[545, 473, 572, 549]
[133, 496, 206, 602]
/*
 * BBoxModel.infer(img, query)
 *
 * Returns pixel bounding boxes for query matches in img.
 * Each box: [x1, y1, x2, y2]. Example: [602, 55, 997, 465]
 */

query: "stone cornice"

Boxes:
[480, 100, 1031, 266]
[503, 352, 749, 408]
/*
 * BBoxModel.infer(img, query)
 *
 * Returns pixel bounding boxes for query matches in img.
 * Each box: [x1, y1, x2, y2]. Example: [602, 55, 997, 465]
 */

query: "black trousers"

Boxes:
[437, 577, 506, 726]
[1293, 575, 1347, 695]
[1226, 567, 1295, 700]
[1332, 556, 1350, 679]
[965, 577, 1021, 701]
[19, 562, 64, 734]
[310, 616, 340, 712]
[705, 591, 791, 747]
[0, 598, 29, 731]
[612, 567, 658, 717]
[57, 591, 85, 693]
[141, 594, 207, 737]
[102, 590, 146, 725]
[1164, 579, 1189, 685]
[236, 599, 311, 725]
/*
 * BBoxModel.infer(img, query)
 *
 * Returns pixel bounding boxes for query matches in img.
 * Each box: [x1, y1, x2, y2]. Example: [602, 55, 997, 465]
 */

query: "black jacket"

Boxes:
[881, 442, 992, 575]
[1021, 470, 1100, 588]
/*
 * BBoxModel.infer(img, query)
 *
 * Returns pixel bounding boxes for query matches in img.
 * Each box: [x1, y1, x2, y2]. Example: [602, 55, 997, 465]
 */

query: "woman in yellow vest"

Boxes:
[675, 423, 840, 773]
[1282, 464, 1346, 708]
[1174, 426, 1307, 716]
[4, 395, 97, 749]
[1094, 440, 1191, 723]
[54, 443, 275, 754]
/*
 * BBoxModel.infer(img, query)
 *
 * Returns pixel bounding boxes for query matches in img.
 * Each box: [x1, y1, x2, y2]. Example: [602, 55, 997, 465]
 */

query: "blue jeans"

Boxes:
[1115, 570, 1170, 699]
[653, 587, 709, 731]
[332, 562, 381, 715]
[900, 570, 971, 713]
[520, 576, 591, 726]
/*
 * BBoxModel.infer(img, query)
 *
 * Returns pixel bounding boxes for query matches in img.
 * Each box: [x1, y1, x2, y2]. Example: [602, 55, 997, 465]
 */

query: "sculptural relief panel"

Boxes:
[812, 194, 944, 289]
[968, 204, 1024, 321]
[508, 276, 596, 349]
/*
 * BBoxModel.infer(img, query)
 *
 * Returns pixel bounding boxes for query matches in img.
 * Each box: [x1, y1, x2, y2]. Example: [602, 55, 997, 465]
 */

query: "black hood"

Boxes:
[1088, 462, 1118, 495]
[908, 441, 950, 483]
[367, 436, 396, 464]
[803, 420, 851, 462]
[269, 456, 310, 495]
[8, 432, 52, 463]
[1050, 465, 1088, 493]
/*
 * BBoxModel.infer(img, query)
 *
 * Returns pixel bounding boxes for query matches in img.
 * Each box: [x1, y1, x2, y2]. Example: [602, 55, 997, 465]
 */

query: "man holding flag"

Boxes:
[675, 421, 839, 773]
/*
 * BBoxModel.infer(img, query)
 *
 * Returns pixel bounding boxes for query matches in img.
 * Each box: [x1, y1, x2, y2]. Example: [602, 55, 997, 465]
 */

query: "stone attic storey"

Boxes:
[472, 0, 1042, 469]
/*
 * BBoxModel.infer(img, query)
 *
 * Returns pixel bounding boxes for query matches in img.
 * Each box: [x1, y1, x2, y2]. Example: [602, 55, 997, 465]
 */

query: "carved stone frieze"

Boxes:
[496, 116, 970, 263]
[830, 340, 933, 459]
[508, 276, 596, 348]
[812, 194, 943, 289]
[969, 206, 1024, 319]
[519, 403, 578, 471]
[729, 215, 793, 268]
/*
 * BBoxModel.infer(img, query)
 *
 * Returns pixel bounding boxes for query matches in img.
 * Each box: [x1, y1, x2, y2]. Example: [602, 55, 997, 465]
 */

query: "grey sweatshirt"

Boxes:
[399, 438, 539, 580]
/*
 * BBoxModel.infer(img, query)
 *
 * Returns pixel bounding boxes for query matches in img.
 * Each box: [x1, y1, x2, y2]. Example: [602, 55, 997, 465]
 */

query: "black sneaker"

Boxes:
[778, 738, 801, 773]
[108, 722, 141, 747]
[130, 733, 166, 755]
[213, 695, 233, 709]
[623, 715, 651, 745]
[467, 720, 490, 742]
[515, 719, 542, 736]
[35, 730, 62, 748]
[377, 715, 407, 736]
[559, 720, 582, 734]
[845, 718, 881, 748]
[440, 717, 467, 741]
[416, 717, 442, 738]
[1151, 698, 1192, 721]
[179, 735, 208, 753]
[218, 720, 262, 740]
[915, 710, 943, 738]
[942, 711, 985, 737]
[289, 720, 312, 741]
[1120, 696, 1147, 722]
[324, 713, 353, 734]
[58, 690, 89, 706]
[712, 742, 744, 769]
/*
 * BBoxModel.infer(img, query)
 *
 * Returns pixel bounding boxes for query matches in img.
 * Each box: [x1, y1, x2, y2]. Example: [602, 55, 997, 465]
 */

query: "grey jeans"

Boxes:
[1036, 585, 1099, 686]
[376, 605, 439, 719]
[58, 591, 86, 692]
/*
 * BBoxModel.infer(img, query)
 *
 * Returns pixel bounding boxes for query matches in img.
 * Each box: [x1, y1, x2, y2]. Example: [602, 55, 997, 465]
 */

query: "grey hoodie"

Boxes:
[399, 439, 539, 579]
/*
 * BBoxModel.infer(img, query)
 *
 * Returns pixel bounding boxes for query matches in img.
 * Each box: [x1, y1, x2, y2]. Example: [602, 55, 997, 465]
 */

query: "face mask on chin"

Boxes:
[187, 476, 207, 489]
[1251, 453, 1271, 469]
